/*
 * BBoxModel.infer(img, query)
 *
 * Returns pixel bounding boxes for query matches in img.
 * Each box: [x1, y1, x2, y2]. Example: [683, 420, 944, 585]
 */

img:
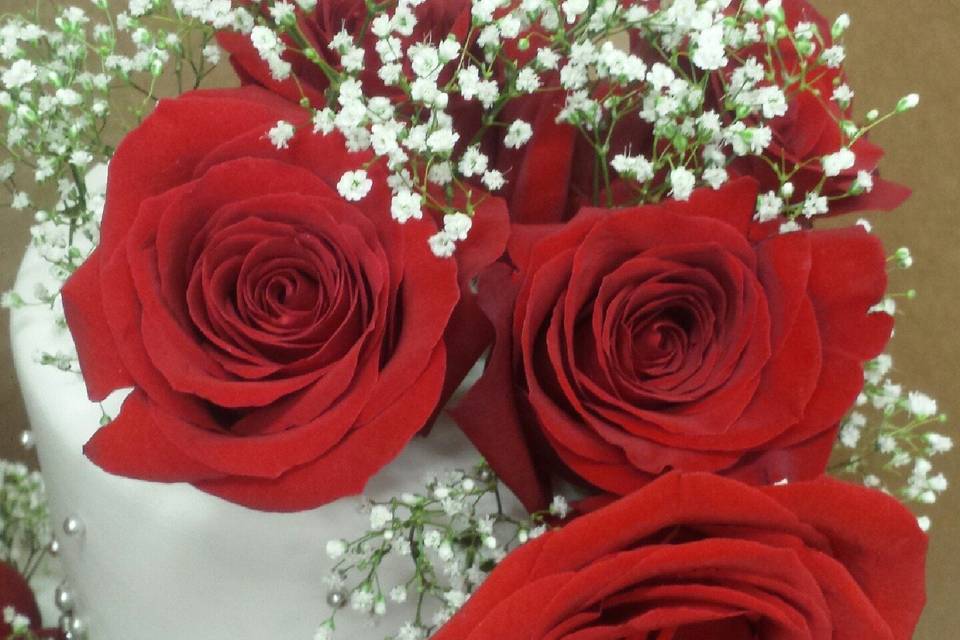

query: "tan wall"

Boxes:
[0, 0, 956, 636]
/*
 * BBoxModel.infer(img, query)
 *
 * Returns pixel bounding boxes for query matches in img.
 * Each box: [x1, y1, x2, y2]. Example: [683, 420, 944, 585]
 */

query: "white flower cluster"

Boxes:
[315, 463, 562, 639]
[232, 0, 921, 253]
[0, 459, 52, 578]
[1, 3, 229, 369]
[835, 352, 951, 529]
[249, 0, 549, 257]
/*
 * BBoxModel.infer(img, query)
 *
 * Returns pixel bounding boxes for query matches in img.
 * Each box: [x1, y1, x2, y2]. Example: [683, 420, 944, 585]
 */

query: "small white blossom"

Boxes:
[55, 88, 82, 106]
[325, 539, 347, 560]
[802, 192, 828, 218]
[269, 1, 297, 25]
[312, 108, 335, 135]
[669, 166, 696, 201]
[429, 231, 456, 258]
[611, 153, 654, 183]
[267, 120, 295, 149]
[350, 587, 375, 612]
[397, 622, 426, 640]
[337, 170, 373, 202]
[515, 68, 541, 93]
[458, 145, 488, 177]
[536, 48, 560, 70]
[427, 162, 454, 186]
[822, 45, 846, 68]
[504, 120, 533, 149]
[438, 38, 461, 63]
[561, 0, 590, 23]
[839, 422, 861, 448]
[408, 43, 441, 79]
[907, 391, 938, 419]
[423, 529, 442, 549]
[822, 148, 856, 177]
[2, 59, 36, 89]
[832, 84, 854, 105]
[703, 167, 729, 189]
[11, 192, 29, 210]
[443, 213, 472, 241]
[692, 23, 727, 70]
[389, 585, 407, 604]
[369, 504, 393, 530]
[437, 541, 454, 561]
[426, 128, 459, 154]
[391, 189, 423, 223]
[853, 170, 874, 194]
[877, 434, 897, 454]
[69, 150, 93, 167]
[482, 169, 505, 191]
[755, 191, 784, 223]
[549, 495, 570, 519]
[926, 433, 954, 454]
[379, 63, 403, 85]
[779, 220, 801, 234]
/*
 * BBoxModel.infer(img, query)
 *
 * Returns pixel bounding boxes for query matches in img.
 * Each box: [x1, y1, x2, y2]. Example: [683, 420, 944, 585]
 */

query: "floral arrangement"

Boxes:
[0, 0, 952, 638]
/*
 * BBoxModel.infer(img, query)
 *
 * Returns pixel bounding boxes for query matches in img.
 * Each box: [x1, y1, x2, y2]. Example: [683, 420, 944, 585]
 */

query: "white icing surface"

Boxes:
[10, 245, 511, 640]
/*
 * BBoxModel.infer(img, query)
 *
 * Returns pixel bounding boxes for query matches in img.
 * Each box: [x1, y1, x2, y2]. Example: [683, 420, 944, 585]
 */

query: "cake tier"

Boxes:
[10, 245, 507, 639]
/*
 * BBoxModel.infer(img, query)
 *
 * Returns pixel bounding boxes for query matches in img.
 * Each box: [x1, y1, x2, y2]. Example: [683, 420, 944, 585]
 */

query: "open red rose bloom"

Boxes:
[456, 179, 893, 509]
[434, 473, 927, 640]
[61, 87, 506, 511]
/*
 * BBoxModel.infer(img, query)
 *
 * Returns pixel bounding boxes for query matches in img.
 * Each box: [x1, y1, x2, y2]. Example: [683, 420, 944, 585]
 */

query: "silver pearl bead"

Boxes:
[326, 590, 347, 609]
[477, 468, 494, 483]
[63, 515, 84, 537]
[19, 430, 35, 450]
[59, 613, 74, 633]
[49, 538, 61, 556]
[55, 583, 76, 612]
[69, 615, 87, 635]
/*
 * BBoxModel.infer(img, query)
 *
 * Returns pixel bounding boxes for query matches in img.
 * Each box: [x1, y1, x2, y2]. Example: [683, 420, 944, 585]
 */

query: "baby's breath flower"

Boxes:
[443, 212, 472, 241]
[907, 392, 938, 419]
[755, 191, 783, 223]
[325, 539, 347, 560]
[669, 166, 696, 201]
[391, 189, 423, 223]
[337, 170, 373, 202]
[2, 59, 36, 88]
[368, 504, 393, 530]
[822, 148, 856, 177]
[503, 120, 533, 149]
[267, 120, 295, 149]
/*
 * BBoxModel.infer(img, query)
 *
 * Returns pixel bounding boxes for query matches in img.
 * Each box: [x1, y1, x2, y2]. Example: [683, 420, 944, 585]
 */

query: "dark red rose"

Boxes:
[61, 87, 507, 511]
[725, 0, 909, 225]
[434, 473, 927, 640]
[217, 1, 654, 225]
[0, 562, 61, 639]
[454, 179, 893, 510]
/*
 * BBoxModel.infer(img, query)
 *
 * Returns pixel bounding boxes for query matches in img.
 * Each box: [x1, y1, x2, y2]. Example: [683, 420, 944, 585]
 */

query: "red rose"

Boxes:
[726, 0, 909, 223]
[61, 87, 507, 511]
[434, 473, 927, 640]
[454, 179, 892, 510]
[0, 562, 60, 639]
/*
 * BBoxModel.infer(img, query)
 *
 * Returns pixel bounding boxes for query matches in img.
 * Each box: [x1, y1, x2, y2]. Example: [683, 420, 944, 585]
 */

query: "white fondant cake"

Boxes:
[10, 245, 510, 639]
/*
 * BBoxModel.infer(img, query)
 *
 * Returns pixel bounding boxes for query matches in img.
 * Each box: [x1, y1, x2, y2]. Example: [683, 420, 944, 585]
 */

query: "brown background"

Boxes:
[0, 0, 956, 636]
